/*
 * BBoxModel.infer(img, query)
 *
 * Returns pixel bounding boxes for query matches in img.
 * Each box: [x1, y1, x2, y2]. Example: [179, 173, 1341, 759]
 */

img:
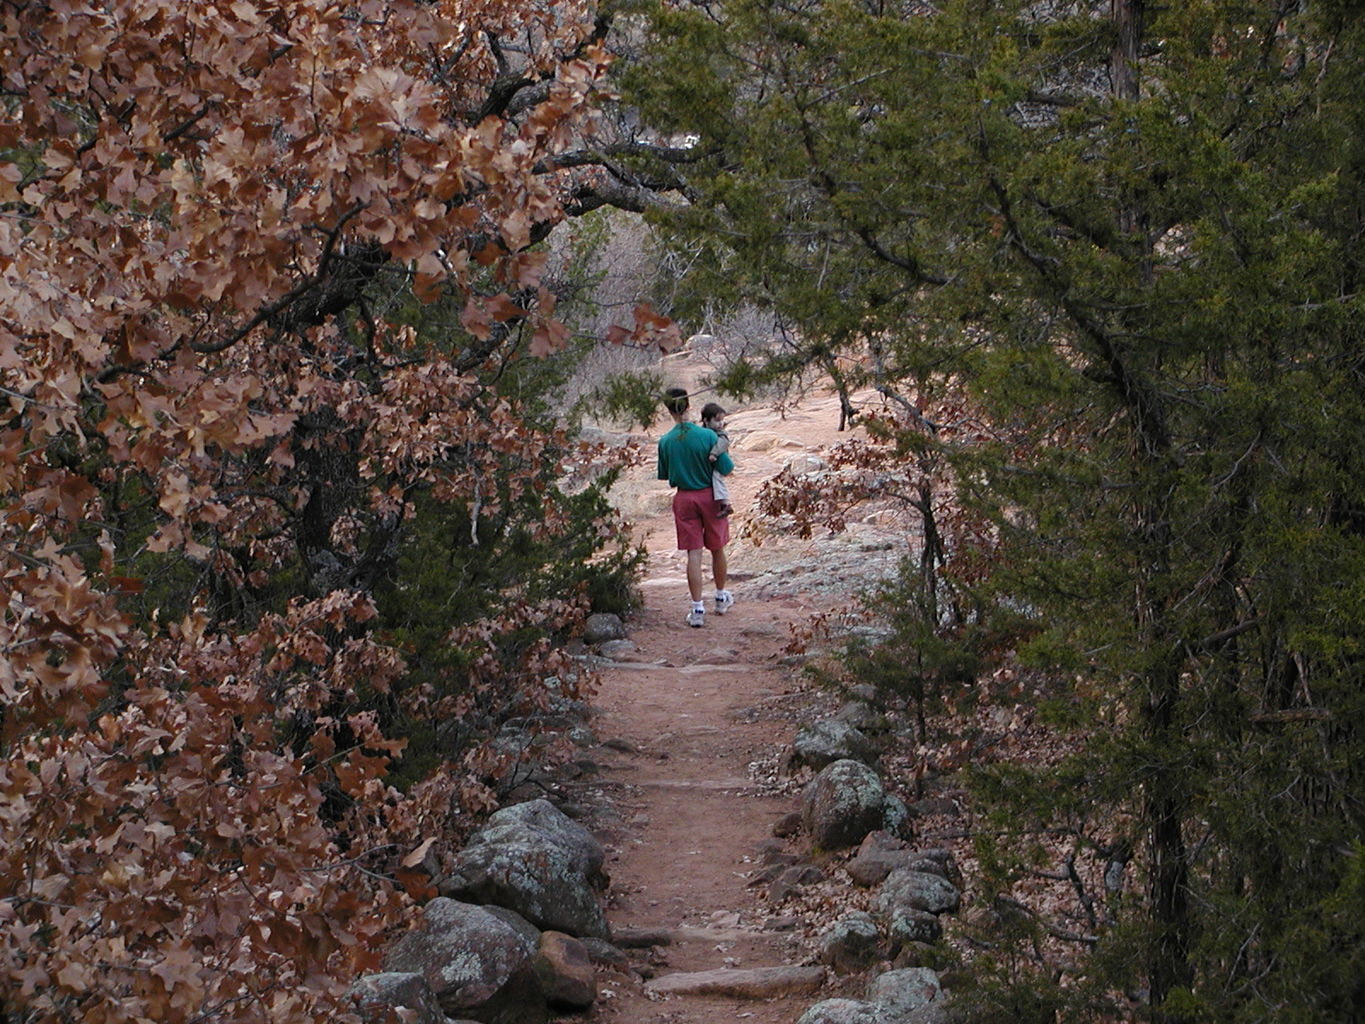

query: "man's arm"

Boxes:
[714, 451, 734, 476]
[657, 438, 670, 481]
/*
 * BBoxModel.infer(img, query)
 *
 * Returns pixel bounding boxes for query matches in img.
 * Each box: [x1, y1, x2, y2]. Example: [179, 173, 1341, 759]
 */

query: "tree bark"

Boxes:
[1111, 0, 1144, 101]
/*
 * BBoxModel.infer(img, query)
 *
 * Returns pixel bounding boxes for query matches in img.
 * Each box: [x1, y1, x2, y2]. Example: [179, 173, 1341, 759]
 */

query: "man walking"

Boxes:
[657, 387, 735, 628]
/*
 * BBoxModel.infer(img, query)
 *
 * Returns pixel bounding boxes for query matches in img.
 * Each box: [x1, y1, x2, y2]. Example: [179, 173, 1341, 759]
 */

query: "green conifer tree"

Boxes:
[618, 0, 1365, 1017]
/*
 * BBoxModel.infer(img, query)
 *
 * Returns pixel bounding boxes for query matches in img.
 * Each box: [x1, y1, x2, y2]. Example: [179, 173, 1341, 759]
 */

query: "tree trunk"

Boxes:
[1111, 0, 1144, 101]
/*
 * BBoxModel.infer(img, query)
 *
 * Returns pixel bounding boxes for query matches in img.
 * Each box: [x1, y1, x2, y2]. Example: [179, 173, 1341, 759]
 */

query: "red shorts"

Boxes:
[673, 488, 730, 551]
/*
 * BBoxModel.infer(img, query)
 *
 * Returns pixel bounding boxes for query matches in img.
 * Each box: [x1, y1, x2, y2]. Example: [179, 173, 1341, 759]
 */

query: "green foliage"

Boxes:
[622, 0, 1365, 1018]
[584, 368, 667, 430]
[374, 462, 644, 787]
[831, 558, 990, 741]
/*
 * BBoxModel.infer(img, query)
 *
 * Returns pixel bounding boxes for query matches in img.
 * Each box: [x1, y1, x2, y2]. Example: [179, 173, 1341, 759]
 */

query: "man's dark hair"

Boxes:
[662, 387, 690, 416]
[700, 402, 726, 424]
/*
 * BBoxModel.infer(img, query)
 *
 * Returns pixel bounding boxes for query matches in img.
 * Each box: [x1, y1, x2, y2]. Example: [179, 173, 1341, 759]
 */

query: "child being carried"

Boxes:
[700, 402, 733, 518]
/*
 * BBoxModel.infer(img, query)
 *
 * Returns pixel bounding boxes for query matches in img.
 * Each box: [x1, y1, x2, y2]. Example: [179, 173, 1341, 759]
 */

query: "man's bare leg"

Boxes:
[687, 548, 705, 602]
[711, 547, 728, 593]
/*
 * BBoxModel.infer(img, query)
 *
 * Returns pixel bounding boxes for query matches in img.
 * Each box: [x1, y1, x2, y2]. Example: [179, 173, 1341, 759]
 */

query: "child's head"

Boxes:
[700, 402, 727, 429]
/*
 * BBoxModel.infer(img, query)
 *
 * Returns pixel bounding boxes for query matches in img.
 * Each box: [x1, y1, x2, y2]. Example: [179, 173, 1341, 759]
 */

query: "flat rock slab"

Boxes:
[644, 965, 827, 1000]
[633, 778, 756, 791]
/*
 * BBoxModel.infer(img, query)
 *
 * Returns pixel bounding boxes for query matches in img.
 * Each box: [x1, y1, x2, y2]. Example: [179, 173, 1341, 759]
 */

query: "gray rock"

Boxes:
[383, 899, 546, 1023]
[882, 794, 912, 840]
[441, 799, 610, 939]
[887, 909, 943, 946]
[867, 967, 942, 1017]
[580, 936, 629, 968]
[908, 849, 963, 888]
[611, 926, 672, 948]
[598, 639, 637, 659]
[793, 719, 879, 770]
[796, 997, 890, 1024]
[875, 869, 961, 918]
[848, 832, 921, 887]
[835, 700, 891, 733]
[350, 972, 446, 1024]
[773, 811, 803, 837]
[818, 911, 885, 974]
[583, 613, 627, 644]
[768, 863, 825, 903]
[802, 759, 898, 851]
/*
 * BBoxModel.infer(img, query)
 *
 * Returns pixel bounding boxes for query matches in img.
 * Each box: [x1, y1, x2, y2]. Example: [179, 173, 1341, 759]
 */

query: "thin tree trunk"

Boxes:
[1111, 4, 1192, 1013]
[1111, 0, 1144, 101]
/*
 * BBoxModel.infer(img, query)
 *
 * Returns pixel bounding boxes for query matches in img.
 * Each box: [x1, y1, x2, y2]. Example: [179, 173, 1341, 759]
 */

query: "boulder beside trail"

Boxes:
[887, 909, 943, 947]
[440, 798, 610, 939]
[867, 967, 943, 1017]
[875, 868, 961, 919]
[792, 719, 879, 770]
[583, 612, 627, 645]
[383, 898, 547, 1024]
[534, 931, 596, 1009]
[802, 759, 906, 851]
[818, 911, 886, 974]
[797, 997, 890, 1024]
[849, 835, 961, 889]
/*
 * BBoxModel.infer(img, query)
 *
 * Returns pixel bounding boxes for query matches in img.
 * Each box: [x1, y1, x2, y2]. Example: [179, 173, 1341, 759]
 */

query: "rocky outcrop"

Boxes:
[792, 719, 879, 770]
[802, 759, 907, 851]
[383, 899, 546, 1024]
[797, 971, 949, 1024]
[439, 798, 610, 938]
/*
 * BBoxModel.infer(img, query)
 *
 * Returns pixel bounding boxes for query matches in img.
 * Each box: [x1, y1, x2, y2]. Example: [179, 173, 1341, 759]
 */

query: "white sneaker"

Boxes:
[714, 590, 734, 615]
[686, 606, 705, 628]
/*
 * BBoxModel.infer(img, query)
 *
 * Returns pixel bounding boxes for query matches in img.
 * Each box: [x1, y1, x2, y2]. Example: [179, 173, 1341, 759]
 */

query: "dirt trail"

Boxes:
[585, 586, 819, 1023]
[574, 367, 902, 1024]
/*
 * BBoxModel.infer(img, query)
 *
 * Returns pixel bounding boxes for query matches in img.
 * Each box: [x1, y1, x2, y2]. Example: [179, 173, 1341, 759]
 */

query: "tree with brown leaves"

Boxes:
[0, 1, 658, 1021]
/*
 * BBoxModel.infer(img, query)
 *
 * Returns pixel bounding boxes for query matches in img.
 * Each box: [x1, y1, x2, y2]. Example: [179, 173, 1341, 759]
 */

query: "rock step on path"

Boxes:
[645, 965, 827, 999]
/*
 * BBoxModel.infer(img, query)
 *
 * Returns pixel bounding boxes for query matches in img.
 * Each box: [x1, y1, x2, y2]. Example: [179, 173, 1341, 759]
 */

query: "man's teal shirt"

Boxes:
[657, 422, 734, 491]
